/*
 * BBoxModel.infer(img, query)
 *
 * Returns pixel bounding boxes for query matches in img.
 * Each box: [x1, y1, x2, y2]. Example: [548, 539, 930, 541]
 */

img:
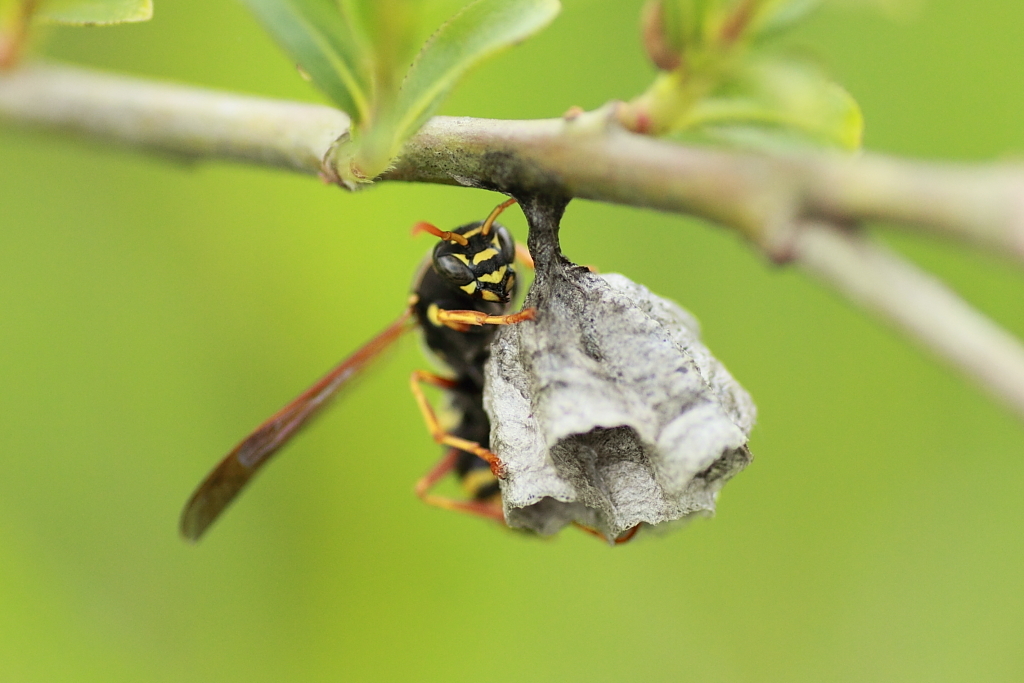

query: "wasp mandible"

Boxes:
[179, 199, 538, 541]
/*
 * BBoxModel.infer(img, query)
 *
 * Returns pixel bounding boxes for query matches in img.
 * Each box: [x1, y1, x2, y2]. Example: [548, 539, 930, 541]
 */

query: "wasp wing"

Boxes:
[180, 311, 414, 542]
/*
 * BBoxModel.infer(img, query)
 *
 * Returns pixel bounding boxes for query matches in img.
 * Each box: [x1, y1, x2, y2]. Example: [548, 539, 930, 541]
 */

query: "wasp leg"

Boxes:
[0, 2, 34, 69]
[515, 243, 535, 270]
[435, 307, 535, 331]
[409, 370, 506, 478]
[414, 448, 505, 523]
[572, 522, 641, 545]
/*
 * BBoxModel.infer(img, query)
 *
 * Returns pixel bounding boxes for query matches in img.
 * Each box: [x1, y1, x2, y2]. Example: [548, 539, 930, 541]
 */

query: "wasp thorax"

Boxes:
[432, 220, 517, 304]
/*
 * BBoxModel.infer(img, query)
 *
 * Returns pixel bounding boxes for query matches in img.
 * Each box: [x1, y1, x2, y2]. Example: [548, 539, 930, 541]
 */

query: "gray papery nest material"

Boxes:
[484, 195, 755, 541]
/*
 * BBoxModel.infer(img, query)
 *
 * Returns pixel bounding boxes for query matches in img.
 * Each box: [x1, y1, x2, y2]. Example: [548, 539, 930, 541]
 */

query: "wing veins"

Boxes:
[180, 310, 414, 542]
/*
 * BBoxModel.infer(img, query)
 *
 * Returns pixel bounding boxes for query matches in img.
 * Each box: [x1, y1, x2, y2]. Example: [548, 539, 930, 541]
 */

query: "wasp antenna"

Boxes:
[411, 221, 469, 246]
[480, 198, 518, 236]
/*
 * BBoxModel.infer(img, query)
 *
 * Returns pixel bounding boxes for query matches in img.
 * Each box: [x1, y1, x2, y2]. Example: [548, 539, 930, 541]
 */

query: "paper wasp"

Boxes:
[179, 199, 639, 544]
[179, 199, 534, 540]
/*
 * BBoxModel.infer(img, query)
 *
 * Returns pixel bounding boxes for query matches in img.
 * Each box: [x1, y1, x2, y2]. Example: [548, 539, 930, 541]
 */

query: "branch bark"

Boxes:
[793, 222, 1024, 414]
[0, 62, 351, 173]
[4, 62, 1024, 420]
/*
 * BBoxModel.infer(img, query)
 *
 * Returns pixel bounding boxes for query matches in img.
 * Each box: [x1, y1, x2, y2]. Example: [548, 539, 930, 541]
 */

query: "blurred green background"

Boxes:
[2, 1, 1024, 681]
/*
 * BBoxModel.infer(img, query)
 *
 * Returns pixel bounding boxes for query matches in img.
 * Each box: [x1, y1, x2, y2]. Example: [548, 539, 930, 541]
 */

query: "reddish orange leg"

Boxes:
[414, 448, 505, 523]
[515, 243, 535, 270]
[410, 370, 506, 478]
[435, 306, 535, 331]
[573, 522, 641, 545]
[411, 221, 469, 246]
[0, 1, 37, 69]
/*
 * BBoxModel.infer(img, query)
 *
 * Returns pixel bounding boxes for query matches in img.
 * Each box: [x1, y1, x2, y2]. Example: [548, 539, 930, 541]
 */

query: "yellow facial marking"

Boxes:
[452, 253, 471, 265]
[481, 290, 501, 302]
[477, 265, 506, 284]
[426, 303, 442, 327]
[462, 227, 483, 239]
[473, 248, 498, 265]
[460, 281, 477, 294]
[505, 274, 515, 291]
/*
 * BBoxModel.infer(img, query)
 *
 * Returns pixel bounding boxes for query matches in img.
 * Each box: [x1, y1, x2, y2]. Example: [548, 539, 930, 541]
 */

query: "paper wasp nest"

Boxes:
[483, 197, 755, 541]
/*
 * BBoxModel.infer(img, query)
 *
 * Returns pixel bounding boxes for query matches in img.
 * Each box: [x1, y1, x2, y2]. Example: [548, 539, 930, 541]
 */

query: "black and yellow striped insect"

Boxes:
[179, 199, 536, 541]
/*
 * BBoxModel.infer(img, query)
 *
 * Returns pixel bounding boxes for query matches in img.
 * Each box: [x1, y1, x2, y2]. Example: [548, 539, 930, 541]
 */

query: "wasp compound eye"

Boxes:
[433, 253, 476, 286]
[493, 224, 516, 264]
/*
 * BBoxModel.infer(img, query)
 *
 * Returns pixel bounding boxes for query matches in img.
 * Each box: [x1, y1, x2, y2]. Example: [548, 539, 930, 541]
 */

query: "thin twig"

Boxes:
[793, 222, 1024, 414]
[3, 62, 1024, 419]
[0, 62, 350, 172]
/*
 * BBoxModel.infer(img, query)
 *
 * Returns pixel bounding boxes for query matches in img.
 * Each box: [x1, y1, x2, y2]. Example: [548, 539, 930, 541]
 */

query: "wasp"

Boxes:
[179, 199, 638, 544]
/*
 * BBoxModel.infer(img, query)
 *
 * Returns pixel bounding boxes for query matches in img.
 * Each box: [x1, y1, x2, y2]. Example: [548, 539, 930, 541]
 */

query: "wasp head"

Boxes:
[431, 220, 518, 304]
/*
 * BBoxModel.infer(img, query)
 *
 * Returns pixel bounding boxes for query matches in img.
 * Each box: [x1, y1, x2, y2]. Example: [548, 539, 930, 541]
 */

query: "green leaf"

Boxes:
[386, 0, 560, 155]
[338, 0, 422, 94]
[34, 0, 152, 25]
[673, 56, 863, 150]
[667, 0, 723, 51]
[660, 0, 704, 52]
[747, 0, 822, 39]
[323, 0, 560, 184]
[748, 0, 921, 38]
[240, 0, 372, 122]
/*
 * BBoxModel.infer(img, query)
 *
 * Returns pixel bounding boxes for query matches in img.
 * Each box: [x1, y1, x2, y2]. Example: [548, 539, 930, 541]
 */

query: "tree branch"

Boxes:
[0, 62, 351, 173]
[793, 222, 1024, 414]
[4, 62, 1024, 419]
